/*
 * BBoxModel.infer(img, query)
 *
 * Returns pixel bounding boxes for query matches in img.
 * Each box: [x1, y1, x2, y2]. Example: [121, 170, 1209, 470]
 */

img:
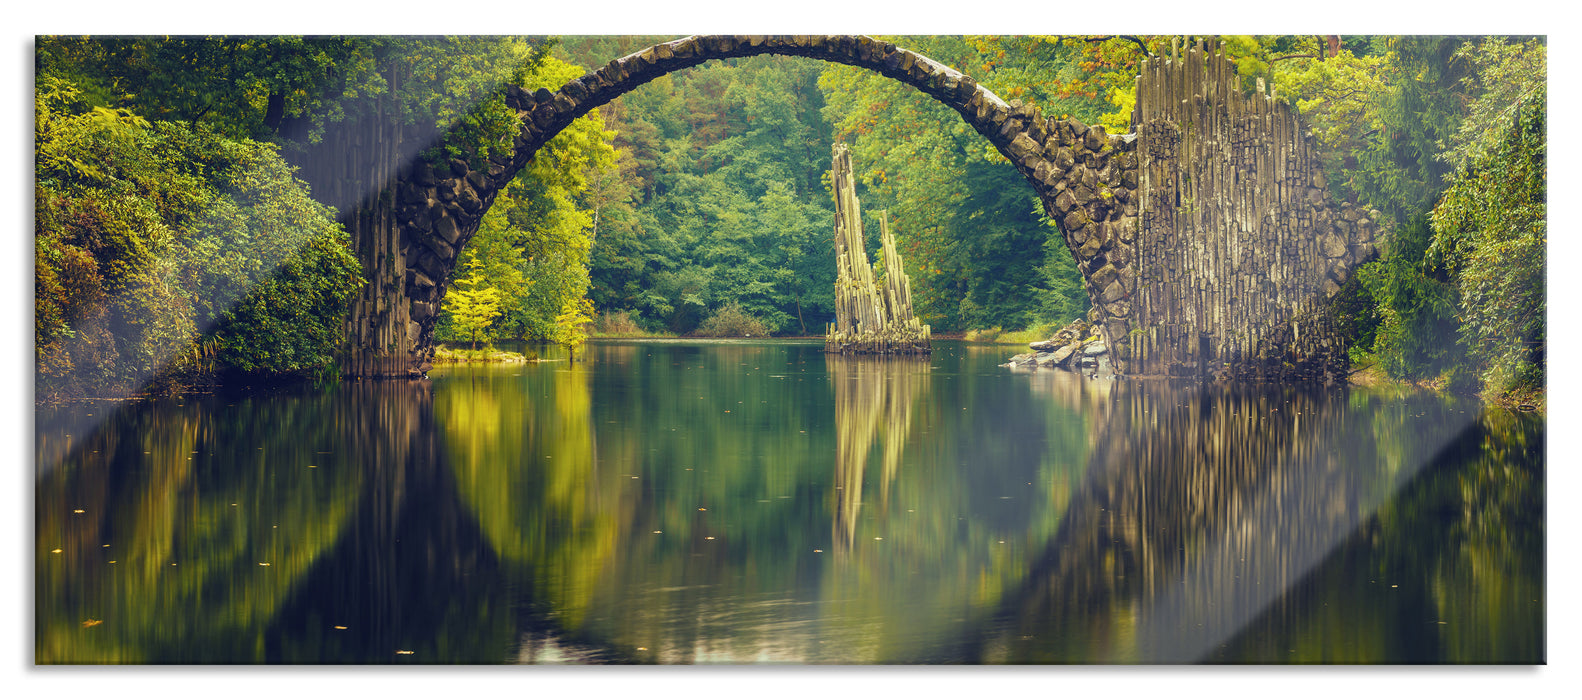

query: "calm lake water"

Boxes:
[34, 340, 1544, 664]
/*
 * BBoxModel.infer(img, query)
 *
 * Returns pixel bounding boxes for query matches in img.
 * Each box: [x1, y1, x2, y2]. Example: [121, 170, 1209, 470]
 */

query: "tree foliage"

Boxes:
[556, 44, 840, 335]
[434, 55, 617, 344]
[35, 76, 363, 397]
[1268, 35, 1546, 399]
[445, 261, 504, 351]
[693, 301, 772, 338]
[1428, 41, 1546, 398]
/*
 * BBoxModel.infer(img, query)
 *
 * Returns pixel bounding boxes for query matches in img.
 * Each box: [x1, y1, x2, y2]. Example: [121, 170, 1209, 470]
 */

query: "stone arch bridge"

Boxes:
[355, 35, 1379, 379]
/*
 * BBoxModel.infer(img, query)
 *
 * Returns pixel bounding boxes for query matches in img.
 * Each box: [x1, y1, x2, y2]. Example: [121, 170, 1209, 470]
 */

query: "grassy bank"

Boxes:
[433, 346, 535, 363]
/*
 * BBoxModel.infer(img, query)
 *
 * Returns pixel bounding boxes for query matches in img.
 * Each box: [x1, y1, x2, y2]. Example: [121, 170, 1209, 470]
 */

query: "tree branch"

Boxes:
[1085, 35, 1154, 58]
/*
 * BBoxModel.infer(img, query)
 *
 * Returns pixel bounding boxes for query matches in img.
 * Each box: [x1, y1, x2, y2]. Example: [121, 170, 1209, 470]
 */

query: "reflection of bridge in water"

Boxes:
[37, 363, 1490, 663]
[913, 373, 1481, 662]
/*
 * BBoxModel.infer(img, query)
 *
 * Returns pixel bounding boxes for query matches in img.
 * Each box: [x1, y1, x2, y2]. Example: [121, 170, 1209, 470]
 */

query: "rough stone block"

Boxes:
[1084, 126, 1106, 151]
[1078, 234, 1104, 259]
[1051, 343, 1080, 366]
[426, 234, 455, 261]
[1008, 132, 1040, 160]
[437, 178, 461, 202]
[408, 269, 436, 290]
[458, 187, 483, 214]
[410, 301, 433, 321]
[435, 216, 460, 244]
[1101, 279, 1125, 303]
[1319, 232, 1347, 258]
[1090, 263, 1119, 290]
[1062, 209, 1088, 233]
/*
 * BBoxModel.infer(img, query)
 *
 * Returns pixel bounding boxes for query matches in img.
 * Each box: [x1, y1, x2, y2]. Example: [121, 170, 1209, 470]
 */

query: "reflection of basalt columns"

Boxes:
[828, 355, 930, 555]
[977, 381, 1475, 663]
[825, 144, 931, 355]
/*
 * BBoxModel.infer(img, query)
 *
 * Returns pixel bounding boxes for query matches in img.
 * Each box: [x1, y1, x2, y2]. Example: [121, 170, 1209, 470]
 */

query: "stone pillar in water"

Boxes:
[825, 143, 931, 355]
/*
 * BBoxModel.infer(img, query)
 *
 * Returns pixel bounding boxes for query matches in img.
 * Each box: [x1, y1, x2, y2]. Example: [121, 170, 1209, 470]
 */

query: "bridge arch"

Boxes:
[365, 36, 1376, 382]
[378, 35, 1131, 378]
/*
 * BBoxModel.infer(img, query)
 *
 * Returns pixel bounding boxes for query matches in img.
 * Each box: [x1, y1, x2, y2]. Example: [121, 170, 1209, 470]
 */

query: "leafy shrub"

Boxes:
[592, 310, 644, 337]
[693, 302, 771, 338]
[962, 327, 1004, 342]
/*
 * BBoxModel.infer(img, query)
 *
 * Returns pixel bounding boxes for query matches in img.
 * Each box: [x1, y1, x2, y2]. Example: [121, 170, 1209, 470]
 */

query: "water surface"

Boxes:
[34, 340, 1544, 663]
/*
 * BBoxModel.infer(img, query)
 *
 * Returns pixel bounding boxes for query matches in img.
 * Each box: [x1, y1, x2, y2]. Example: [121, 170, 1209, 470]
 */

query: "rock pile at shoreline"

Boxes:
[1001, 318, 1111, 374]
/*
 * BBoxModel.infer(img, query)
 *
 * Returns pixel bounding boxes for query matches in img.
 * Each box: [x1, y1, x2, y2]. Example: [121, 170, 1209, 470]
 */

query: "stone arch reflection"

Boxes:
[960, 378, 1483, 663]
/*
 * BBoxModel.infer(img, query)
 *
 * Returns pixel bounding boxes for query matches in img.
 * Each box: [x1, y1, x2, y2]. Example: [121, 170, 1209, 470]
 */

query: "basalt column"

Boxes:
[1120, 41, 1381, 379]
[825, 143, 931, 355]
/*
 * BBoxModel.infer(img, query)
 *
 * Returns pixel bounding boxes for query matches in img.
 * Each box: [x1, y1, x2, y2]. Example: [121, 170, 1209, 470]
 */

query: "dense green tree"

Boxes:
[35, 76, 363, 397]
[446, 261, 504, 352]
[1274, 36, 1546, 399]
[1428, 40, 1546, 399]
[552, 44, 842, 335]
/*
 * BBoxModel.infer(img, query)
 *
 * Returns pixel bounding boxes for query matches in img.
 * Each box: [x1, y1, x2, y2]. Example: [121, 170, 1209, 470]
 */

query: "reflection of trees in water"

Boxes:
[36, 390, 362, 662]
[1206, 407, 1545, 663]
[35, 381, 520, 663]
[440, 361, 629, 659]
[827, 355, 930, 556]
[270, 380, 516, 663]
[966, 380, 1492, 663]
[39, 349, 1537, 665]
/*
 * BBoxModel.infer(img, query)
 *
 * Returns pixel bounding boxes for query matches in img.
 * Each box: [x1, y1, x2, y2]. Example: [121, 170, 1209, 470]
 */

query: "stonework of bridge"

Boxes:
[359, 35, 1378, 379]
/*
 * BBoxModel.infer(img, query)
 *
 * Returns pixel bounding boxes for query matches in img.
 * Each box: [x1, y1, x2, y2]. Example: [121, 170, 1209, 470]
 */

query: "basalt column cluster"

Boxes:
[825, 144, 931, 355]
[1118, 41, 1380, 379]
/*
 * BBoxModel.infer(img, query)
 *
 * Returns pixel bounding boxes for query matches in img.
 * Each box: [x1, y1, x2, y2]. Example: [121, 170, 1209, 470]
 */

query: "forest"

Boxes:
[33, 35, 1546, 404]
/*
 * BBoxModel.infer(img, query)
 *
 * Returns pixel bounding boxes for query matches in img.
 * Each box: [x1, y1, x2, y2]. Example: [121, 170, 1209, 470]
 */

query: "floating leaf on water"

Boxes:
[697, 508, 707, 511]
[81, 619, 101, 628]
[73, 509, 85, 514]
[333, 626, 348, 630]
[258, 562, 271, 566]
[653, 530, 663, 534]
[50, 549, 62, 554]
[813, 550, 823, 553]
[396, 650, 415, 655]
[308, 465, 317, 469]
[704, 537, 715, 540]
[108, 561, 116, 564]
